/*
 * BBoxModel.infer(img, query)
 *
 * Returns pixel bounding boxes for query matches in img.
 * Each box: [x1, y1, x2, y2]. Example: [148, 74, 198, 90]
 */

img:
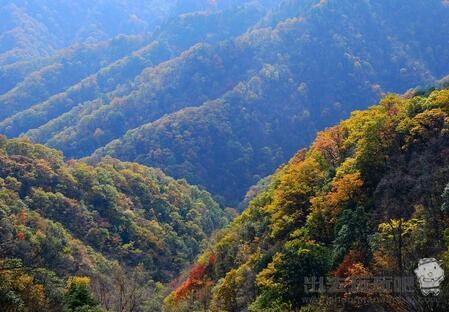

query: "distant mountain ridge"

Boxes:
[89, 0, 449, 204]
[0, 4, 265, 137]
[1, 0, 449, 206]
[0, 0, 268, 65]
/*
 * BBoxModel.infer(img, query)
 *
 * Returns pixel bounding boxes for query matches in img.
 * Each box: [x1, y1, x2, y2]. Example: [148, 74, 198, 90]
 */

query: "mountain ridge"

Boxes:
[164, 86, 449, 311]
[86, 0, 449, 204]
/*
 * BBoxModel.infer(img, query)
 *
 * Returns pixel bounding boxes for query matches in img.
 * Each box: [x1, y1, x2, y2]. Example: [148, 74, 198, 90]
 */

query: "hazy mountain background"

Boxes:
[1, 0, 449, 206]
[0, 0, 277, 65]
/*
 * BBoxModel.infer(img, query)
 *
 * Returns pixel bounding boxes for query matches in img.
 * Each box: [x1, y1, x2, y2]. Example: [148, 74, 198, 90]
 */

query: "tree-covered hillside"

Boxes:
[0, 2, 268, 137]
[0, 0, 171, 65]
[0, 137, 229, 311]
[2, 0, 449, 206]
[89, 0, 449, 204]
[0, 35, 150, 121]
[2, 1, 449, 311]
[165, 88, 449, 311]
[1, 0, 271, 65]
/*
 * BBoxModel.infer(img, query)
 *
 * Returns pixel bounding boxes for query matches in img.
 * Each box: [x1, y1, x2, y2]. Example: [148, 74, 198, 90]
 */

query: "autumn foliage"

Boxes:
[166, 88, 449, 311]
[173, 254, 217, 303]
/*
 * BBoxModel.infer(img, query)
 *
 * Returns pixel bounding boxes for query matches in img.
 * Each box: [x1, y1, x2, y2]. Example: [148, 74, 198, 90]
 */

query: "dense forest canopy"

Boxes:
[89, 0, 449, 204]
[2, 0, 449, 205]
[166, 87, 449, 312]
[0, 137, 229, 311]
[0, 0, 276, 65]
[2, 1, 449, 311]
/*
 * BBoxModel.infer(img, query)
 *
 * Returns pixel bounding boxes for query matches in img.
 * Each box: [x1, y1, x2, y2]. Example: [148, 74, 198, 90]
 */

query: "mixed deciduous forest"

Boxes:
[2, 0, 449, 205]
[2, 0, 449, 311]
[0, 136, 229, 311]
[166, 87, 449, 312]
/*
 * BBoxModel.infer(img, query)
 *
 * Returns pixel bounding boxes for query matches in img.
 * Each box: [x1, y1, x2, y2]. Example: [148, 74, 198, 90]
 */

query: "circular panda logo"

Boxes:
[414, 258, 445, 296]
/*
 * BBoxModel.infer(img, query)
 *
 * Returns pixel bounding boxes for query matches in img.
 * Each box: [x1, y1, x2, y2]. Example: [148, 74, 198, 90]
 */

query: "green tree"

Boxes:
[64, 277, 99, 312]
[333, 206, 370, 265]
[255, 234, 331, 309]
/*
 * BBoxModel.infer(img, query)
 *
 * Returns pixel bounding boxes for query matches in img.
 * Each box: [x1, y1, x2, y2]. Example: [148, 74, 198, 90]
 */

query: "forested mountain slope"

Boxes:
[0, 3, 267, 138]
[0, 0, 173, 65]
[2, 0, 449, 206]
[0, 0, 265, 65]
[2, 1, 449, 311]
[90, 0, 449, 204]
[165, 87, 449, 312]
[0, 0, 273, 93]
[0, 35, 150, 121]
[0, 137, 228, 311]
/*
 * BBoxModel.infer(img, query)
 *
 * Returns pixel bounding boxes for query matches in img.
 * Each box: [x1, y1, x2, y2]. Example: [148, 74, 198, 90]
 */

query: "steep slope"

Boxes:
[89, 0, 449, 204]
[0, 136, 229, 311]
[1, 0, 449, 206]
[0, 0, 273, 96]
[0, 0, 166, 65]
[41, 40, 254, 158]
[0, 3, 267, 139]
[0, 35, 149, 121]
[164, 88, 449, 312]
